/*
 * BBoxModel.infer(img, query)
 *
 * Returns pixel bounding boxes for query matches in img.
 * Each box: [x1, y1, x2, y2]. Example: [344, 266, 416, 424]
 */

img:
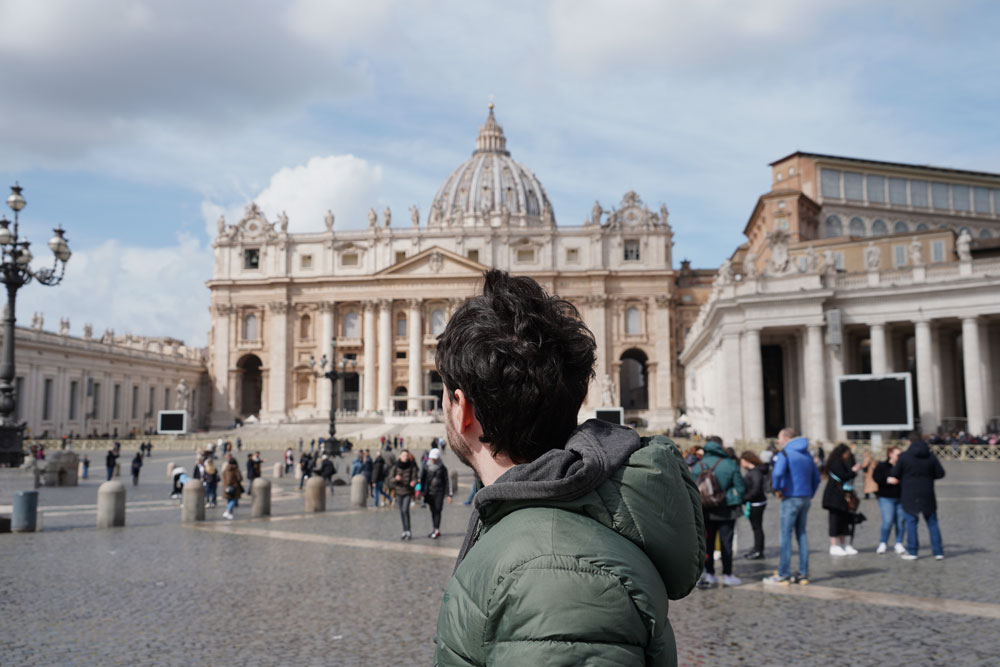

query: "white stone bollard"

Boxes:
[349, 475, 368, 508]
[97, 481, 126, 528]
[251, 478, 271, 517]
[272, 462, 283, 479]
[181, 480, 205, 523]
[305, 475, 326, 512]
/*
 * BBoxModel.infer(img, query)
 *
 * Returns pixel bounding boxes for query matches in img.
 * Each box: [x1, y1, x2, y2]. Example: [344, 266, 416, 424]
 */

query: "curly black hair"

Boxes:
[435, 270, 596, 463]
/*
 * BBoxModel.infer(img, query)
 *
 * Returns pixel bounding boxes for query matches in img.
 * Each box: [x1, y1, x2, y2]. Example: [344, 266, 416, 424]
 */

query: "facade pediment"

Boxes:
[376, 246, 486, 277]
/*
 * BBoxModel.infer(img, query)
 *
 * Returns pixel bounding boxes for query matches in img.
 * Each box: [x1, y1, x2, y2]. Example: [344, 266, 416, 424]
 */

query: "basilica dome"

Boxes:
[428, 105, 555, 227]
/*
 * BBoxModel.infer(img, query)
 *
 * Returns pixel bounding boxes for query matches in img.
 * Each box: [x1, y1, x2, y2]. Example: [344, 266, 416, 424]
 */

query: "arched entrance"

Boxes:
[237, 354, 263, 417]
[393, 386, 408, 413]
[619, 349, 648, 410]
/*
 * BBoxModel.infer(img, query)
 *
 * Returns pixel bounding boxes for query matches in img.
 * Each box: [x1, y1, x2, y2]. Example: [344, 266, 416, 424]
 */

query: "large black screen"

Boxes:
[159, 412, 185, 431]
[839, 376, 910, 428]
[595, 409, 623, 425]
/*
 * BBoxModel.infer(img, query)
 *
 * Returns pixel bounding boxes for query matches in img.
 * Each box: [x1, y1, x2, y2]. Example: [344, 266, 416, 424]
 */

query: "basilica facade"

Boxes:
[206, 107, 711, 430]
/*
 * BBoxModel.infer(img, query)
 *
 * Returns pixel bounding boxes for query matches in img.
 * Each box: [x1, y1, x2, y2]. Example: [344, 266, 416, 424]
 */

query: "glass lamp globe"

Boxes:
[0, 219, 10, 245]
[6, 185, 25, 212]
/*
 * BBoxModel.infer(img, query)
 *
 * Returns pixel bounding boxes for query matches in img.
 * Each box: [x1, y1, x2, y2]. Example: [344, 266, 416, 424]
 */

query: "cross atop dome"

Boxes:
[474, 101, 509, 156]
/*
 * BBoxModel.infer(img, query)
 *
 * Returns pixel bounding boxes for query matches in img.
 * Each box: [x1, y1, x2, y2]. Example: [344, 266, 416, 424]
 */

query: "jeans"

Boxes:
[748, 504, 766, 553]
[299, 472, 309, 490]
[206, 482, 217, 506]
[373, 480, 391, 507]
[903, 509, 943, 557]
[226, 498, 237, 514]
[778, 497, 811, 578]
[427, 493, 446, 530]
[398, 494, 413, 533]
[878, 496, 905, 544]
[106, 466, 114, 481]
[704, 518, 735, 575]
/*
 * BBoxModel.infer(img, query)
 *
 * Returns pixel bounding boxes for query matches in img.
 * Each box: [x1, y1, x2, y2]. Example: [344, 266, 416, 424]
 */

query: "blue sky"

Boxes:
[2, 0, 998, 345]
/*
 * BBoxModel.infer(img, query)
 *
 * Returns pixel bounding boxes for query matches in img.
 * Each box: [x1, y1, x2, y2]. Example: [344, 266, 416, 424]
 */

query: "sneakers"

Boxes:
[934, 554, 944, 560]
[901, 552, 918, 561]
[829, 545, 847, 556]
[743, 551, 764, 560]
[876, 542, 887, 554]
[696, 573, 718, 589]
[763, 574, 791, 585]
[843, 545, 859, 556]
[791, 575, 809, 585]
[400, 531, 412, 540]
[222, 511, 233, 520]
[894, 542, 907, 555]
[428, 529, 441, 539]
[721, 574, 742, 587]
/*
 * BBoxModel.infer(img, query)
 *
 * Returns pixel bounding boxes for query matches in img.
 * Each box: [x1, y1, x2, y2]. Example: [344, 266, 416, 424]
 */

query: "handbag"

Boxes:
[844, 490, 860, 512]
[224, 484, 236, 496]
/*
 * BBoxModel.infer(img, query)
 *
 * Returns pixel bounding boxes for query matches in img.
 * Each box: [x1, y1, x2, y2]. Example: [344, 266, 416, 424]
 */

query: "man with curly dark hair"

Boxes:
[433, 270, 705, 667]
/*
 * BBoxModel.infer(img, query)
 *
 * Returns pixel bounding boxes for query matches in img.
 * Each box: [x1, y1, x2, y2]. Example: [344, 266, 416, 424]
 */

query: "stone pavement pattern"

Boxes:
[1, 447, 999, 666]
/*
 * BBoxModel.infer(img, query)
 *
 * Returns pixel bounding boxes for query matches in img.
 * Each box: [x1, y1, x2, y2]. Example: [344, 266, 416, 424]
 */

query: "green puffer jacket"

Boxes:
[690, 441, 746, 520]
[435, 420, 705, 666]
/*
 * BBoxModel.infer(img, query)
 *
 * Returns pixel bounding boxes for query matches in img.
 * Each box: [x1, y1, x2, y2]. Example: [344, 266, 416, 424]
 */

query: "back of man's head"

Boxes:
[436, 270, 596, 463]
[778, 427, 798, 446]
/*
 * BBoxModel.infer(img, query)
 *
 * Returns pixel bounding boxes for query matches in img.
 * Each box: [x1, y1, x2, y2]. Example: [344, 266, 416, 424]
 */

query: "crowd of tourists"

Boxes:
[687, 428, 947, 588]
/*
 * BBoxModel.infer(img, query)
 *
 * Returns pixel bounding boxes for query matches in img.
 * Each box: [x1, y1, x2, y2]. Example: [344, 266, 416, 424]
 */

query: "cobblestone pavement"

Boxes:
[1, 447, 999, 665]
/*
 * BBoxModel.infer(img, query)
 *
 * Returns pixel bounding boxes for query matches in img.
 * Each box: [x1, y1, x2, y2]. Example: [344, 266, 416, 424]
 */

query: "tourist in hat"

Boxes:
[419, 448, 452, 539]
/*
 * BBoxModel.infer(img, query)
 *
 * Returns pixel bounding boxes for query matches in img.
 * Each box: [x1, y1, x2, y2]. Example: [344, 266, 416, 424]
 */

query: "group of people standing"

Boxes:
[689, 428, 946, 589]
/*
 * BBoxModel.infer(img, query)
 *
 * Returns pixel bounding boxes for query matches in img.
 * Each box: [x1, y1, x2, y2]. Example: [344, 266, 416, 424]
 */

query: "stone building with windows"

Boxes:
[9, 319, 207, 439]
[206, 107, 708, 430]
[681, 152, 1000, 444]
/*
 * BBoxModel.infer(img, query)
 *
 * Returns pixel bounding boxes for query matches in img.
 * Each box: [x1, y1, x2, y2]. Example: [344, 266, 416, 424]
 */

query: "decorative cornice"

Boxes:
[268, 301, 291, 314]
[213, 303, 235, 316]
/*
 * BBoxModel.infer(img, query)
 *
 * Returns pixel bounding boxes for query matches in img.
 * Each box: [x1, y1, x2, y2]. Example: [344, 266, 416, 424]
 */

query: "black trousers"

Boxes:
[704, 518, 736, 576]
[427, 493, 446, 530]
[749, 504, 766, 553]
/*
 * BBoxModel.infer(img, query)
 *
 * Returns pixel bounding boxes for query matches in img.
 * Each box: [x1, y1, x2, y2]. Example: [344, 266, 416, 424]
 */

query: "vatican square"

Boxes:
[2, 3, 999, 666]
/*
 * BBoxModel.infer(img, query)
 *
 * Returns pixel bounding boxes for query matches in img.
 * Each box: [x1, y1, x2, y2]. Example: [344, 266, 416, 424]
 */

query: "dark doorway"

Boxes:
[619, 349, 649, 410]
[762, 345, 785, 437]
[393, 386, 407, 413]
[343, 372, 359, 412]
[238, 354, 263, 417]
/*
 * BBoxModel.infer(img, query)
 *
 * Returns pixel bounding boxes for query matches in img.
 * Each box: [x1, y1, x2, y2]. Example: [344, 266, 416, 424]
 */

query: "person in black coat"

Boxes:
[105, 448, 118, 481]
[418, 448, 452, 538]
[889, 436, 945, 560]
[822, 443, 860, 556]
[873, 446, 906, 555]
[320, 454, 336, 492]
[739, 451, 767, 559]
[130, 453, 143, 486]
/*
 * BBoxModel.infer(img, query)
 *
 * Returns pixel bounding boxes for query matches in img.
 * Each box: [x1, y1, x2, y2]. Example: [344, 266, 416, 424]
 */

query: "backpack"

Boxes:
[696, 459, 726, 508]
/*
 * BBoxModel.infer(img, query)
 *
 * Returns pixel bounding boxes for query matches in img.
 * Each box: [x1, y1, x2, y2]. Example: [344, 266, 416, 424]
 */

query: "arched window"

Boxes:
[625, 307, 641, 335]
[893, 220, 909, 234]
[243, 314, 258, 341]
[916, 222, 929, 232]
[299, 314, 311, 340]
[396, 315, 407, 338]
[824, 215, 843, 238]
[343, 312, 359, 338]
[849, 217, 866, 237]
[871, 219, 888, 236]
[980, 228, 993, 239]
[431, 309, 445, 336]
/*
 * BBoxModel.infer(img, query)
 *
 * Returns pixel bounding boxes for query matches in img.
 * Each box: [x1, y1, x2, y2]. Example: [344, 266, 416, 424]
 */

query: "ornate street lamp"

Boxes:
[310, 337, 356, 456]
[0, 183, 71, 466]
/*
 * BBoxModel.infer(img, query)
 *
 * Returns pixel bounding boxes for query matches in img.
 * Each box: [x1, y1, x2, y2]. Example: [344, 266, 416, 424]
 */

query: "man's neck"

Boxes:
[475, 449, 517, 486]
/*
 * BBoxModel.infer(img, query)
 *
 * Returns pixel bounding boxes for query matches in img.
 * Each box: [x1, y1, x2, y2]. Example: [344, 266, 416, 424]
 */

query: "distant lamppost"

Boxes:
[0, 183, 72, 466]
[310, 337, 356, 455]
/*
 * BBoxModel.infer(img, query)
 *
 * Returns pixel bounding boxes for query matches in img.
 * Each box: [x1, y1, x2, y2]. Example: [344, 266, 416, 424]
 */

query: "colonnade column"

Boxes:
[319, 303, 334, 414]
[407, 299, 423, 412]
[743, 328, 765, 443]
[211, 303, 234, 427]
[914, 319, 938, 434]
[362, 301, 377, 414]
[377, 299, 393, 413]
[266, 301, 290, 421]
[721, 333, 743, 444]
[653, 295, 672, 415]
[962, 316, 986, 435]
[586, 295, 608, 407]
[804, 324, 828, 442]
[869, 323, 888, 374]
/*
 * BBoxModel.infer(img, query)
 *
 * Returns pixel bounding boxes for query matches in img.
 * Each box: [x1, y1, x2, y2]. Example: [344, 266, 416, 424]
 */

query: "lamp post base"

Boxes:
[0, 422, 25, 467]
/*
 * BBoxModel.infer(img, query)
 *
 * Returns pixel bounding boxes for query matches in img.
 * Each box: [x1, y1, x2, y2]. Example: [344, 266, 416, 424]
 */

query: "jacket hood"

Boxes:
[907, 440, 930, 458]
[461, 419, 704, 600]
[784, 436, 810, 453]
[702, 441, 727, 458]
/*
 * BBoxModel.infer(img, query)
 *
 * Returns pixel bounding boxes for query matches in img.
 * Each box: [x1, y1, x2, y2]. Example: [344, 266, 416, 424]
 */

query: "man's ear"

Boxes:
[453, 389, 476, 432]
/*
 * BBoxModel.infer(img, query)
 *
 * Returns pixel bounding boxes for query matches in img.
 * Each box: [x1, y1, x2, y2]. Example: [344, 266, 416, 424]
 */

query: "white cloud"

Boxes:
[202, 154, 384, 236]
[18, 234, 213, 347]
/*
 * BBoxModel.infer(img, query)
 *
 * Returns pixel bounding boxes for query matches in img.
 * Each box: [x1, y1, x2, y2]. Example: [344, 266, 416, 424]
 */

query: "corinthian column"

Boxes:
[805, 324, 828, 442]
[378, 299, 393, 413]
[914, 319, 937, 433]
[210, 303, 234, 428]
[319, 302, 335, 414]
[743, 328, 765, 443]
[407, 299, 423, 412]
[266, 301, 290, 421]
[362, 301, 377, 414]
[962, 316, 985, 435]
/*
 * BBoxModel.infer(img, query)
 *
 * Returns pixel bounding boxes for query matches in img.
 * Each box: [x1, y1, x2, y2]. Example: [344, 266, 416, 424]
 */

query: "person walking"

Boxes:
[822, 443, 861, 556]
[203, 459, 219, 509]
[389, 449, 419, 539]
[740, 451, 767, 559]
[299, 451, 312, 490]
[890, 434, 945, 560]
[82, 455, 90, 479]
[362, 450, 373, 501]
[873, 445, 906, 554]
[691, 436, 746, 588]
[130, 452, 143, 486]
[371, 449, 387, 507]
[320, 454, 337, 493]
[284, 448, 294, 475]
[222, 456, 243, 520]
[419, 448, 452, 538]
[764, 427, 821, 585]
[105, 448, 118, 481]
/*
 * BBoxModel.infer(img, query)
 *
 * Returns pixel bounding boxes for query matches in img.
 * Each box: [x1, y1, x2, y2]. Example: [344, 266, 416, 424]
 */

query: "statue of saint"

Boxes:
[383, 206, 392, 227]
[742, 250, 756, 279]
[590, 201, 603, 226]
[599, 374, 617, 406]
[660, 203, 669, 226]
[278, 211, 289, 233]
[368, 208, 378, 228]
[324, 210, 334, 232]
[175, 379, 191, 412]
[216, 215, 226, 237]
[865, 242, 881, 271]
[909, 237, 923, 266]
[409, 205, 420, 228]
[805, 246, 818, 273]
[83, 323, 93, 339]
[956, 229, 972, 261]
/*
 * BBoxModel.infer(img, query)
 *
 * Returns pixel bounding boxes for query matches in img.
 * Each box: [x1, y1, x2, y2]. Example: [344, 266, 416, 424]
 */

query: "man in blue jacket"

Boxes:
[764, 427, 821, 585]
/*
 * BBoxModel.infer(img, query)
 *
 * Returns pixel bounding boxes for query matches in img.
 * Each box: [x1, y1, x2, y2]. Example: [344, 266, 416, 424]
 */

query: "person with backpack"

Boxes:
[691, 436, 746, 588]
[764, 428, 821, 585]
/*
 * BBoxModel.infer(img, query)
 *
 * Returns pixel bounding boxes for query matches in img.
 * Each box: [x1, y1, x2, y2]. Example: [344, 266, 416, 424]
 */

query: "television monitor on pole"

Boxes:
[836, 373, 913, 432]
[594, 408, 624, 426]
[157, 410, 189, 435]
